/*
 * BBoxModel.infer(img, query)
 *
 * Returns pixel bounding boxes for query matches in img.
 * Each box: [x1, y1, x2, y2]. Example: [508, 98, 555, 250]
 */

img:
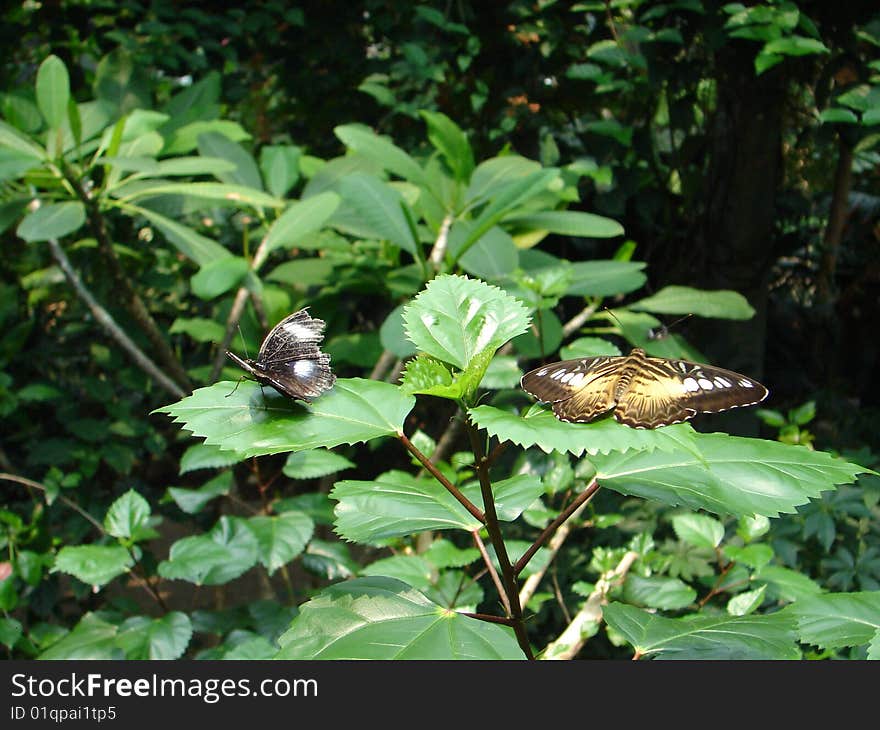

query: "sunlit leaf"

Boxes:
[53, 545, 133, 587]
[629, 286, 755, 319]
[604, 602, 800, 659]
[248, 512, 314, 574]
[155, 379, 414, 457]
[275, 577, 522, 659]
[792, 592, 880, 652]
[116, 612, 192, 660]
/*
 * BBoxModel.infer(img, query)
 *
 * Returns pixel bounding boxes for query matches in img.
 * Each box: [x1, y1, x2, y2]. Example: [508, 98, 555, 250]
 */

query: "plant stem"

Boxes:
[63, 165, 192, 390]
[472, 530, 510, 617]
[465, 421, 534, 660]
[47, 238, 186, 399]
[398, 432, 484, 523]
[460, 612, 515, 626]
[514, 478, 601, 576]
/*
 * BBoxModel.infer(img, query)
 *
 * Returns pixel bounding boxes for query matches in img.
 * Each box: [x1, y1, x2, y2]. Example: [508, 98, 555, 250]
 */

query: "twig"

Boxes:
[515, 479, 600, 576]
[62, 166, 191, 390]
[459, 612, 515, 626]
[518, 489, 595, 608]
[541, 550, 638, 660]
[472, 530, 511, 617]
[398, 432, 484, 523]
[369, 349, 397, 380]
[466, 421, 534, 660]
[562, 301, 601, 338]
[428, 213, 453, 271]
[47, 238, 186, 399]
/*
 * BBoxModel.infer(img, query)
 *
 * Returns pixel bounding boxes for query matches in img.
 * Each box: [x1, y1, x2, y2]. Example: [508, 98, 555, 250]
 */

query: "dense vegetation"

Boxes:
[1, 1, 878, 660]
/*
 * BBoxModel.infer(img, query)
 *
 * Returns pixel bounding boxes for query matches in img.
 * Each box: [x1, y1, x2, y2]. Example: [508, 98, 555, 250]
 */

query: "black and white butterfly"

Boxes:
[521, 347, 768, 429]
[227, 308, 336, 400]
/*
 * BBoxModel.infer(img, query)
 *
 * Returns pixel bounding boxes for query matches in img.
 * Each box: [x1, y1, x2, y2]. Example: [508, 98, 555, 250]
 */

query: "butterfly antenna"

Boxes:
[237, 324, 251, 359]
[601, 307, 625, 331]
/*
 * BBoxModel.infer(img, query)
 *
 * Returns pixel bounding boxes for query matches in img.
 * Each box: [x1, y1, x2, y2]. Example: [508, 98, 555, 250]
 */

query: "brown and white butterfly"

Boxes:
[521, 347, 768, 429]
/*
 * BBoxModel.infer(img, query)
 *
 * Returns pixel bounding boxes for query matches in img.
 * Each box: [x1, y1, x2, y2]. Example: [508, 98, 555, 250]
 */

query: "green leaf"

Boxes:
[162, 120, 250, 156]
[197, 131, 263, 190]
[590, 432, 869, 518]
[283, 449, 354, 479]
[39, 613, 121, 659]
[603, 602, 799, 659]
[361, 555, 436, 591]
[451, 224, 519, 280]
[792, 592, 880, 651]
[166, 471, 232, 514]
[156, 379, 414, 458]
[17, 202, 86, 242]
[756, 565, 822, 603]
[179, 442, 245, 474]
[36, 55, 70, 129]
[622, 575, 697, 610]
[512, 310, 563, 359]
[629, 286, 755, 319]
[0, 118, 46, 158]
[263, 192, 340, 254]
[566, 260, 647, 297]
[104, 489, 151, 540]
[403, 274, 530, 370]
[671, 513, 725, 549]
[727, 585, 767, 616]
[127, 205, 232, 266]
[420, 111, 475, 182]
[506, 210, 624, 239]
[116, 612, 192, 659]
[559, 337, 622, 359]
[480, 355, 522, 390]
[170, 317, 226, 345]
[117, 181, 281, 209]
[158, 516, 258, 585]
[336, 173, 418, 255]
[0, 148, 42, 182]
[275, 577, 522, 659]
[248, 512, 314, 574]
[0, 616, 22, 649]
[190, 257, 249, 300]
[332, 470, 543, 543]
[468, 405, 696, 457]
[260, 145, 301, 198]
[764, 36, 829, 57]
[335, 124, 426, 185]
[53, 545, 133, 587]
[302, 539, 358, 580]
[424, 540, 480, 568]
[332, 470, 482, 542]
[380, 303, 419, 358]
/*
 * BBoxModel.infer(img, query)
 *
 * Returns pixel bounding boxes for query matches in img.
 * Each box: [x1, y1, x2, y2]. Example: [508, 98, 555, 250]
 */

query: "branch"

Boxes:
[63, 166, 191, 390]
[369, 349, 397, 381]
[428, 213, 454, 271]
[48, 238, 186, 399]
[398, 432, 484, 523]
[472, 529, 510, 617]
[515, 479, 600, 576]
[541, 550, 638, 660]
[465, 421, 533, 660]
[518, 489, 595, 609]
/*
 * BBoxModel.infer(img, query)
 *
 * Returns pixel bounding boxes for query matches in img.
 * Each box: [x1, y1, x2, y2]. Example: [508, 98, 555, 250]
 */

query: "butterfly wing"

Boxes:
[521, 357, 624, 423]
[258, 308, 327, 364]
[228, 308, 336, 400]
[614, 356, 768, 428]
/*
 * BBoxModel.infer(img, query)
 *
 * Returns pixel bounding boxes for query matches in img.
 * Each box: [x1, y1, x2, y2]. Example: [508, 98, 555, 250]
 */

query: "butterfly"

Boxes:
[521, 347, 768, 429]
[226, 308, 336, 400]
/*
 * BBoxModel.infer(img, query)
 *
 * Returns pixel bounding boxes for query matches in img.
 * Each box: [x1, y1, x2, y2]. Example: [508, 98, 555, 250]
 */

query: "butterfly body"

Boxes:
[227, 309, 336, 400]
[521, 347, 768, 429]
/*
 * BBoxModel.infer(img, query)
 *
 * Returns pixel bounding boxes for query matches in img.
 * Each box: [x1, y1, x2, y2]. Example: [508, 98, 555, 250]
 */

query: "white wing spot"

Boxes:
[677, 362, 688, 373]
[569, 372, 585, 387]
[551, 370, 567, 380]
[683, 377, 700, 392]
[293, 360, 316, 377]
[739, 379, 754, 388]
[714, 376, 732, 388]
[537, 368, 549, 376]
[698, 378, 714, 390]
[560, 372, 575, 383]
[283, 322, 318, 341]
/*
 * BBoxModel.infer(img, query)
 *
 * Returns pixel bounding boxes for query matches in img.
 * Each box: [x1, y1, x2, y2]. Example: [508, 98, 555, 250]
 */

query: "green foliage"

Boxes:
[3, 6, 879, 662]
